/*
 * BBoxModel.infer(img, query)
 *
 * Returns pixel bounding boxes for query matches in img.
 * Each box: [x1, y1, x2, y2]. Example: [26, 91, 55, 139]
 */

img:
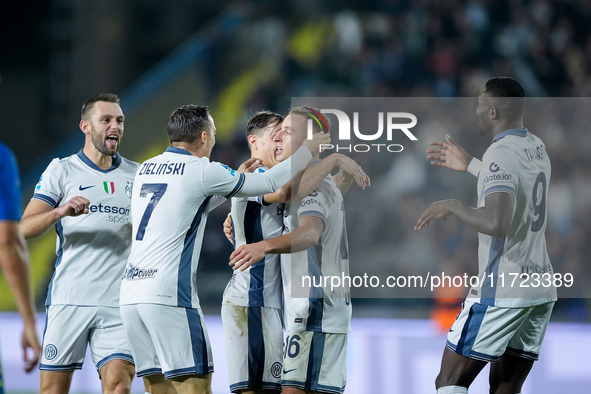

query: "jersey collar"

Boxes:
[77, 149, 122, 173]
[492, 128, 528, 143]
[165, 146, 192, 156]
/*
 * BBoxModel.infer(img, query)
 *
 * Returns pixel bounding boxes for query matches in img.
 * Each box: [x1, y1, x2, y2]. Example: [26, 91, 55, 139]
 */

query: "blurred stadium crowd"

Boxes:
[2, 0, 590, 321]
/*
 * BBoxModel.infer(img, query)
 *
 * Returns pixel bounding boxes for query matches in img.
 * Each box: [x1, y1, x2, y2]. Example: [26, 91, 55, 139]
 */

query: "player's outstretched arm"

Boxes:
[20, 196, 90, 239]
[0, 221, 41, 372]
[427, 134, 480, 175]
[229, 216, 324, 271]
[414, 192, 514, 237]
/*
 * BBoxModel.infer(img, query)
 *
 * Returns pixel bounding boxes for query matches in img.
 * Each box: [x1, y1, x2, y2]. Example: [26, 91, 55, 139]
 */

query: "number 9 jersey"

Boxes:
[471, 128, 557, 307]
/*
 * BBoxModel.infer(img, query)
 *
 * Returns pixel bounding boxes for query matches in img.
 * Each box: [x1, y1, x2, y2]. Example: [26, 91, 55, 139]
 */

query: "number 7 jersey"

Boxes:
[120, 147, 240, 309]
[471, 129, 557, 307]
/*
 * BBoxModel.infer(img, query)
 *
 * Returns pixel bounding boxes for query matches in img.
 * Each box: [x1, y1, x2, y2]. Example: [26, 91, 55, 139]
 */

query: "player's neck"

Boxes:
[491, 120, 524, 139]
[171, 142, 208, 158]
[250, 151, 273, 169]
[82, 145, 114, 170]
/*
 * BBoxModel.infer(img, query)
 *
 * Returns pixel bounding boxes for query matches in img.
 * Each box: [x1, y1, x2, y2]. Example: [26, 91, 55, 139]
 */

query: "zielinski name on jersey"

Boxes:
[138, 161, 186, 176]
[123, 263, 158, 280]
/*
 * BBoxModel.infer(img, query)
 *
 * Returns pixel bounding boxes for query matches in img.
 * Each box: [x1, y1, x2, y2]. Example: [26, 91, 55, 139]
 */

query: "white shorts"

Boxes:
[282, 331, 347, 394]
[221, 304, 283, 393]
[40, 305, 134, 373]
[120, 304, 213, 379]
[447, 299, 554, 362]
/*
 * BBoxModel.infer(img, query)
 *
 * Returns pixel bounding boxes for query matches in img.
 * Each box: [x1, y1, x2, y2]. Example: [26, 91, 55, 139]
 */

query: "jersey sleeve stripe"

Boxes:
[484, 185, 515, 196]
[298, 211, 326, 221]
[225, 173, 246, 199]
[33, 193, 57, 208]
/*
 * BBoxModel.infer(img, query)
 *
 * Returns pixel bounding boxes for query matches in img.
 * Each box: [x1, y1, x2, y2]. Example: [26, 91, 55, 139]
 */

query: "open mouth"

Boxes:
[106, 134, 119, 150]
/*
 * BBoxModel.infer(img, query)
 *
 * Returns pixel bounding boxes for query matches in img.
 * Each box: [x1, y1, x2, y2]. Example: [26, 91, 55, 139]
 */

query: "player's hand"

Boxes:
[223, 213, 233, 245]
[229, 243, 266, 271]
[427, 134, 473, 172]
[303, 132, 331, 157]
[237, 158, 261, 173]
[414, 200, 453, 230]
[21, 322, 41, 373]
[57, 196, 90, 218]
[335, 154, 370, 189]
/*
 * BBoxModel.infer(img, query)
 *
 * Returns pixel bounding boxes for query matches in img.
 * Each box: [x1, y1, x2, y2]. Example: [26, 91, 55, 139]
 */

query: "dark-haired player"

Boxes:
[415, 77, 556, 393]
[20, 93, 138, 393]
[119, 105, 329, 394]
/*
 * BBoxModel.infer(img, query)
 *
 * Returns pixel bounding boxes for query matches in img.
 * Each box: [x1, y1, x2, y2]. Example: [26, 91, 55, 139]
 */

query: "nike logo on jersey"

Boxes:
[283, 368, 297, 374]
[79, 185, 96, 190]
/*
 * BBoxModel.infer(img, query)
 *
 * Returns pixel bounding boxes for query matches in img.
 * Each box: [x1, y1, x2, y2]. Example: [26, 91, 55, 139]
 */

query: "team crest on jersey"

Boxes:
[103, 181, 115, 194]
[125, 181, 133, 199]
[124, 263, 158, 280]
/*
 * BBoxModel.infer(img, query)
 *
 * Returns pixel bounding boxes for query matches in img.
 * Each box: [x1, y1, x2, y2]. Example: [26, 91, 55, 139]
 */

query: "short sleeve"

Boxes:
[202, 161, 245, 199]
[0, 144, 22, 220]
[481, 145, 518, 197]
[297, 190, 328, 222]
[32, 158, 63, 208]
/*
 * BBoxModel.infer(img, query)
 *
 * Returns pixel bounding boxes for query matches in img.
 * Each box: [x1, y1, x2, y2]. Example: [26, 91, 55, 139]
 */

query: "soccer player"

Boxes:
[222, 111, 368, 394]
[0, 142, 41, 393]
[119, 105, 329, 394]
[230, 107, 357, 394]
[20, 94, 138, 394]
[415, 77, 556, 393]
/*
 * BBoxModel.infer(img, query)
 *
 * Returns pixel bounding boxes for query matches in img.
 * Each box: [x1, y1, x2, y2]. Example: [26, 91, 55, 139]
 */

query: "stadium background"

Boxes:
[1, 0, 590, 392]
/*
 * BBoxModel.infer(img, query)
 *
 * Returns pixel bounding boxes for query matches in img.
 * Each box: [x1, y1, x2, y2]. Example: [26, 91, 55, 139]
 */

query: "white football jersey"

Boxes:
[470, 129, 557, 307]
[120, 145, 312, 309]
[282, 175, 352, 334]
[222, 166, 285, 309]
[32, 150, 139, 307]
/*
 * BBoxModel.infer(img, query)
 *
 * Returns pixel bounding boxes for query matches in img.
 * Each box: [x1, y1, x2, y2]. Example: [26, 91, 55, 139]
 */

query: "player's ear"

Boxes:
[489, 106, 499, 120]
[80, 119, 90, 134]
[199, 130, 208, 144]
[247, 134, 257, 150]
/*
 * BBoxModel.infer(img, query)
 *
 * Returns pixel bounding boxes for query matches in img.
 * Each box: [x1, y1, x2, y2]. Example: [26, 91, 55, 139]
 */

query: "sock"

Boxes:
[437, 386, 469, 394]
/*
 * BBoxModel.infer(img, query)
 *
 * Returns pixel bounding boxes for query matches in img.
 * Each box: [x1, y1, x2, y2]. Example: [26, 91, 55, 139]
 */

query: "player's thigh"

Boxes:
[435, 346, 486, 389]
[446, 300, 534, 363]
[99, 358, 135, 392]
[138, 304, 214, 379]
[282, 331, 347, 394]
[222, 305, 283, 393]
[489, 353, 533, 394]
[40, 305, 96, 371]
[40, 370, 74, 394]
[144, 374, 176, 394]
[89, 306, 134, 376]
[170, 374, 212, 394]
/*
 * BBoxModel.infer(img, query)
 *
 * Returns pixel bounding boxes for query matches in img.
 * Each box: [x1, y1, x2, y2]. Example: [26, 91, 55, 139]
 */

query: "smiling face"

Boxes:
[250, 121, 282, 167]
[83, 101, 124, 156]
